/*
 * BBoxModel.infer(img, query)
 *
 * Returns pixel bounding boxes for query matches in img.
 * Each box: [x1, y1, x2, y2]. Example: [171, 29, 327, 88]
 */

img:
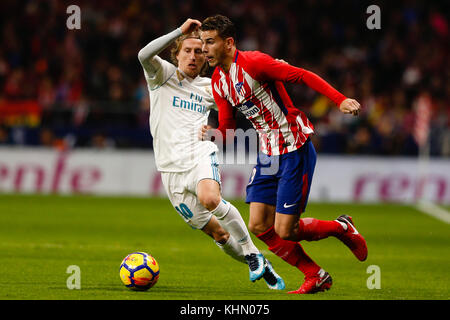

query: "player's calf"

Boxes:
[215, 236, 246, 264]
[297, 217, 345, 241]
[201, 215, 230, 244]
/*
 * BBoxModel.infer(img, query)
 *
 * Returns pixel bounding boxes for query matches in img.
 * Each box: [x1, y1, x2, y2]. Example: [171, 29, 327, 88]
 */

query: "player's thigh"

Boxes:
[248, 202, 276, 235]
[246, 161, 278, 207]
[192, 152, 221, 189]
[161, 172, 213, 230]
[276, 140, 317, 215]
[169, 191, 213, 230]
[189, 152, 222, 209]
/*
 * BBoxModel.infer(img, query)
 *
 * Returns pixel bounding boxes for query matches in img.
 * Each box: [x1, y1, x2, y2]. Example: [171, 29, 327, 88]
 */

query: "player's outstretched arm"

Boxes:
[249, 52, 356, 108]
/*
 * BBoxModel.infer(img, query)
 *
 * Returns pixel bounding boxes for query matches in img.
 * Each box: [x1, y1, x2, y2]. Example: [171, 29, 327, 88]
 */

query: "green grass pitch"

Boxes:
[0, 194, 448, 300]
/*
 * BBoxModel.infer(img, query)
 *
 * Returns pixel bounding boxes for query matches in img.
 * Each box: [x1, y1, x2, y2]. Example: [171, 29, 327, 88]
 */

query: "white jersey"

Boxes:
[139, 30, 217, 172]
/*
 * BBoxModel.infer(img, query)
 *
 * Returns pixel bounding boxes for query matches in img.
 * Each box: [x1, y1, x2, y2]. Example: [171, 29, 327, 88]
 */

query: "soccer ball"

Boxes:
[119, 252, 160, 291]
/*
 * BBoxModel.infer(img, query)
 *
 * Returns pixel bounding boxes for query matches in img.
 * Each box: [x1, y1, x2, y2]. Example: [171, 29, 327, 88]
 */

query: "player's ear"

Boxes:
[225, 37, 235, 50]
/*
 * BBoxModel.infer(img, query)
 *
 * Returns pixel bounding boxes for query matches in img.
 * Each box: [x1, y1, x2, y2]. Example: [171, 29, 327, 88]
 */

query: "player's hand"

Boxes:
[339, 98, 361, 116]
[198, 124, 212, 141]
[276, 58, 289, 64]
[180, 18, 202, 35]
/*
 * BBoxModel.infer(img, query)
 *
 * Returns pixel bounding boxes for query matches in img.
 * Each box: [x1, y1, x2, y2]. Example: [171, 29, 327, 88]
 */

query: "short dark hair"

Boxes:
[201, 15, 236, 41]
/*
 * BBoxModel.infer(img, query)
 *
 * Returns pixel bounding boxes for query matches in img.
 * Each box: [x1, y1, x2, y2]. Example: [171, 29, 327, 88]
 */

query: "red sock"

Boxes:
[257, 226, 320, 277]
[297, 218, 344, 241]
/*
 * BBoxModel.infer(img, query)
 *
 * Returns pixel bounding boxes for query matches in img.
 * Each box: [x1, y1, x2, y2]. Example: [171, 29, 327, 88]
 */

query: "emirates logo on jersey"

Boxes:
[235, 81, 245, 96]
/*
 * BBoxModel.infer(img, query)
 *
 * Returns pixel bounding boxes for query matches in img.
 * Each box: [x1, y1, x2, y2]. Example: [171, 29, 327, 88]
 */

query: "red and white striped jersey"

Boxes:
[211, 50, 347, 156]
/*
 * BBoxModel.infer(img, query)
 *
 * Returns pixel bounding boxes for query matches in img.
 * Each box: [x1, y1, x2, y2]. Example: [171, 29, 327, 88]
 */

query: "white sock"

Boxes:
[215, 236, 246, 264]
[211, 199, 260, 256]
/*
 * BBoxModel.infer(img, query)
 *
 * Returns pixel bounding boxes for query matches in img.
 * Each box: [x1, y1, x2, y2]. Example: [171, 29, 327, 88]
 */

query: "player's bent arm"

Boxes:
[199, 120, 236, 143]
[137, 28, 183, 77]
[215, 88, 237, 141]
[199, 87, 236, 142]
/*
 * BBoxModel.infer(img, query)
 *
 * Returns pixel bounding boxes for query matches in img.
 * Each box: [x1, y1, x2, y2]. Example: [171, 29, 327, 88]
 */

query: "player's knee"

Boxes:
[275, 225, 297, 241]
[248, 221, 269, 236]
[198, 192, 221, 211]
[278, 231, 296, 241]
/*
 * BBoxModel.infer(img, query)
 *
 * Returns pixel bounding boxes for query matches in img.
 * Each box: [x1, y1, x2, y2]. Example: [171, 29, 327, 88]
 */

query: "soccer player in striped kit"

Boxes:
[138, 18, 284, 289]
[199, 15, 368, 294]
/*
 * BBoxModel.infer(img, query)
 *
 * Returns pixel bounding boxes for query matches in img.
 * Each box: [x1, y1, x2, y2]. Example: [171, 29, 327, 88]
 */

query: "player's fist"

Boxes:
[198, 124, 212, 141]
[180, 18, 202, 35]
[275, 58, 289, 64]
[339, 98, 361, 116]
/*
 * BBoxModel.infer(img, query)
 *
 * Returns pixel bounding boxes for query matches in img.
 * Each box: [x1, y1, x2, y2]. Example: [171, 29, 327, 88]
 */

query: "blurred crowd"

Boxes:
[0, 0, 448, 156]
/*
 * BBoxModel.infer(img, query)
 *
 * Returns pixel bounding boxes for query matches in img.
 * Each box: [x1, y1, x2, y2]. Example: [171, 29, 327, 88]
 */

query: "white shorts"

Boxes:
[161, 152, 221, 230]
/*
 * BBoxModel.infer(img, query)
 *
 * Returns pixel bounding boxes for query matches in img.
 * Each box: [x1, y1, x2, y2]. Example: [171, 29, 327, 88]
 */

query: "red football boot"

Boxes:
[335, 215, 368, 261]
[288, 269, 332, 294]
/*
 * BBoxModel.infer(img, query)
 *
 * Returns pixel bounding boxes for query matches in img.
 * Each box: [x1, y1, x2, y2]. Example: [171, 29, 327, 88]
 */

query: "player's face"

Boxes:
[201, 30, 226, 68]
[176, 38, 205, 78]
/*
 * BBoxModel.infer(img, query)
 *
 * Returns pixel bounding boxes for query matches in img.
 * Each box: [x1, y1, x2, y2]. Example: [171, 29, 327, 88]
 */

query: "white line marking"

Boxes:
[415, 200, 450, 224]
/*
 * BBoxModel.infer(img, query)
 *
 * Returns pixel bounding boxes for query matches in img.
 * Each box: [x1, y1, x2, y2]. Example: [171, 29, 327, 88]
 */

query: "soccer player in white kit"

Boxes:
[138, 18, 284, 290]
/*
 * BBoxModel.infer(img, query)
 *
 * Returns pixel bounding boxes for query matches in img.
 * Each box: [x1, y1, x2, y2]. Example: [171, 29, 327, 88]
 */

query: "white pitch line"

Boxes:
[415, 200, 450, 224]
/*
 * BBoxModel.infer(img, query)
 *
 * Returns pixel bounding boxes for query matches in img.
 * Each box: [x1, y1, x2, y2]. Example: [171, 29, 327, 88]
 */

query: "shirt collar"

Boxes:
[218, 49, 239, 74]
[233, 49, 239, 63]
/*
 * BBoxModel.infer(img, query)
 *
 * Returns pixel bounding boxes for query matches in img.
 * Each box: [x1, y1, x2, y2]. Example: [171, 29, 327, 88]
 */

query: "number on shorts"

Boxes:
[175, 203, 193, 220]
